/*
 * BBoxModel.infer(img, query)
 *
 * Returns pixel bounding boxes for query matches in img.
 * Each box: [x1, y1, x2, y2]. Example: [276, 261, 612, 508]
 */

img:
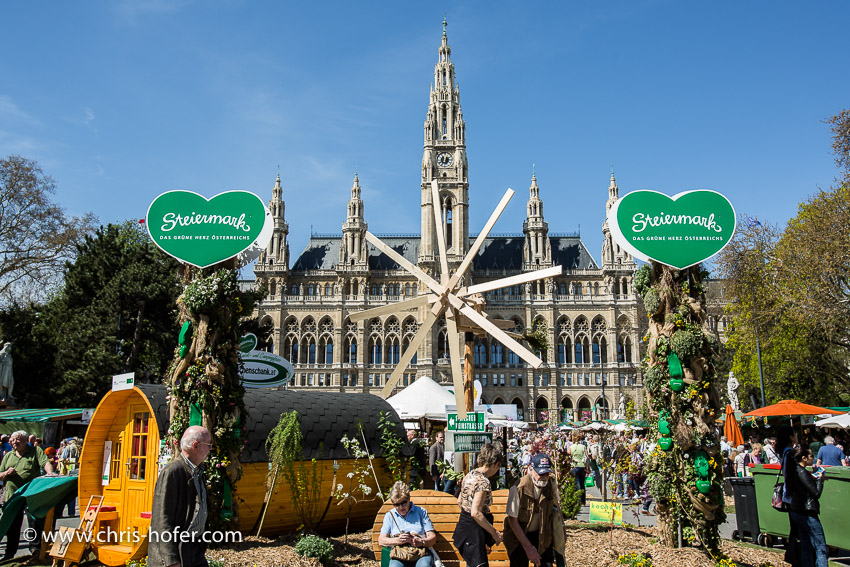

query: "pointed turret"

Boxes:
[340, 173, 368, 268]
[255, 174, 290, 291]
[522, 170, 552, 269]
[601, 170, 634, 292]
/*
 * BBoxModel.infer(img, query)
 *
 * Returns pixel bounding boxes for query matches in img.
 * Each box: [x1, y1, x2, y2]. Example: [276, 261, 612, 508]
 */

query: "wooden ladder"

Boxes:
[49, 495, 104, 567]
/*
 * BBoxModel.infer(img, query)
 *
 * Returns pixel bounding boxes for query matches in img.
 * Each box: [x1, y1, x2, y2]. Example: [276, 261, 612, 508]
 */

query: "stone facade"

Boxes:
[253, 22, 646, 424]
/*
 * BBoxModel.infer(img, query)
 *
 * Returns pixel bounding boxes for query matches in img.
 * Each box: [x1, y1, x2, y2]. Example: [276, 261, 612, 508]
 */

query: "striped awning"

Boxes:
[0, 408, 87, 423]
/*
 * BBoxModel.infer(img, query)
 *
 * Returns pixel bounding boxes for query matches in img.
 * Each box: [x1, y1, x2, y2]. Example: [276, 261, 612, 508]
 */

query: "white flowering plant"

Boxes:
[333, 432, 377, 543]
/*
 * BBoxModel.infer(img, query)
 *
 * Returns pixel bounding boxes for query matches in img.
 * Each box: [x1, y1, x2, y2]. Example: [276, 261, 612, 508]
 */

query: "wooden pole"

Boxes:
[463, 332, 475, 474]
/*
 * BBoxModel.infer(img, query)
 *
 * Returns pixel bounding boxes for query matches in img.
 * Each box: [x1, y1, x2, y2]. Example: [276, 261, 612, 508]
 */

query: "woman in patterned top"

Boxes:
[452, 443, 503, 567]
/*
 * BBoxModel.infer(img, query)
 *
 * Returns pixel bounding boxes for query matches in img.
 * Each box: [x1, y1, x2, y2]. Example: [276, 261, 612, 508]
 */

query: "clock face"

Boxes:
[437, 152, 453, 167]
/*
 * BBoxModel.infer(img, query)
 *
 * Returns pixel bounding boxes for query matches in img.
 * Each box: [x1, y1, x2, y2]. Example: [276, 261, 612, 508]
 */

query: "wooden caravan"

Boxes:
[80, 384, 402, 565]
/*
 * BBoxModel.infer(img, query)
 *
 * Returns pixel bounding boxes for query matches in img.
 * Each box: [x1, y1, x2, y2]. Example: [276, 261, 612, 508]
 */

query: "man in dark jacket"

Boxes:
[149, 426, 212, 567]
[428, 431, 445, 490]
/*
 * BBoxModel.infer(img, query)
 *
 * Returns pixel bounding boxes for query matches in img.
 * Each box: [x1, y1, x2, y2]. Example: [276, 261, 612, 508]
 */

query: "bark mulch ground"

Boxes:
[561, 522, 788, 567]
[211, 525, 788, 567]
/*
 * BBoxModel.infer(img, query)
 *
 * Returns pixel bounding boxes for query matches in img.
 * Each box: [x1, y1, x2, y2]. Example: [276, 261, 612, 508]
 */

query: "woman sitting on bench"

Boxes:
[378, 481, 437, 567]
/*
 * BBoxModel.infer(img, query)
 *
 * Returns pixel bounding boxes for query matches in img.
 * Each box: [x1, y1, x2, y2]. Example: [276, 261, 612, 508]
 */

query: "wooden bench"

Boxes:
[371, 489, 510, 567]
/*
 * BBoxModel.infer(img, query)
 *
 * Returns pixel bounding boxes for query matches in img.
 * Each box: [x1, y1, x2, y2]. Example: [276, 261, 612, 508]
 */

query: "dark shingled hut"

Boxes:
[80, 385, 403, 566]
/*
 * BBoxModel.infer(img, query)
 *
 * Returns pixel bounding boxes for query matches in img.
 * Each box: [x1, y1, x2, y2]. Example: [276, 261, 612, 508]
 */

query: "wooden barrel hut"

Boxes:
[79, 384, 402, 565]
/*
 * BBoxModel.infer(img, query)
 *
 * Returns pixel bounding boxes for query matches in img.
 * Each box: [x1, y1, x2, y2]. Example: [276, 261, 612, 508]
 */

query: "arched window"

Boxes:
[284, 337, 298, 363]
[559, 283, 567, 295]
[324, 283, 331, 296]
[558, 337, 572, 365]
[594, 283, 599, 295]
[270, 280, 277, 296]
[307, 338, 317, 364]
[437, 329, 449, 359]
[345, 337, 357, 364]
[575, 340, 584, 364]
[387, 337, 400, 365]
[370, 338, 383, 364]
[291, 284, 298, 295]
[491, 343, 504, 365]
[371, 284, 378, 296]
[405, 283, 411, 296]
[512, 397, 525, 421]
[624, 337, 632, 363]
[507, 349, 520, 365]
[402, 336, 417, 365]
[474, 341, 487, 366]
[592, 339, 601, 364]
[446, 206, 453, 248]
[324, 339, 333, 364]
[575, 283, 583, 296]
[307, 284, 314, 296]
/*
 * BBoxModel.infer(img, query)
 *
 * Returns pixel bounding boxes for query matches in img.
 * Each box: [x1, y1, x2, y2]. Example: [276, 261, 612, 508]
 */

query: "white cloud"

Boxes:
[83, 107, 97, 132]
[0, 95, 38, 124]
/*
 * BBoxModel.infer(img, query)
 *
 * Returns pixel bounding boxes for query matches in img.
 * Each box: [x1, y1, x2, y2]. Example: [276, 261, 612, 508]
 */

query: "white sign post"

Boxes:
[112, 372, 134, 392]
[102, 441, 112, 486]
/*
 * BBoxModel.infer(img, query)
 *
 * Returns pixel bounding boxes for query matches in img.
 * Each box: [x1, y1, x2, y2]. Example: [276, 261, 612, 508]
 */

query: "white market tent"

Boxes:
[386, 376, 457, 420]
[489, 419, 529, 430]
[815, 413, 850, 429]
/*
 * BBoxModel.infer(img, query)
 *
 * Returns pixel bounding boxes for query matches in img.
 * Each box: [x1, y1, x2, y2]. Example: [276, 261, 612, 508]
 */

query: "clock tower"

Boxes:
[420, 19, 469, 267]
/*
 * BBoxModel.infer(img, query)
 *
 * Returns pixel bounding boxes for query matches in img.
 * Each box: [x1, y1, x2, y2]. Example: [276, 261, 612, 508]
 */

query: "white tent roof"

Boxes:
[386, 376, 457, 420]
[816, 413, 850, 429]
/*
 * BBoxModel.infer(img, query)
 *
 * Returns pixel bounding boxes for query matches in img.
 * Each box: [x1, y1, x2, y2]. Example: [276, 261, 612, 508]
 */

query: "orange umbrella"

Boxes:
[742, 400, 844, 418]
[723, 405, 744, 447]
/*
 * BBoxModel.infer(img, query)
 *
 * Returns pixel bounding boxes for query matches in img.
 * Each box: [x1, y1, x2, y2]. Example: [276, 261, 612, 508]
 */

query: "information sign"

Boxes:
[447, 411, 486, 431]
[146, 190, 273, 268]
[588, 502, 623, 525]
[607, 189, 736, 269]
[448, 432, 493, 453]
[112, 372, 134, 392]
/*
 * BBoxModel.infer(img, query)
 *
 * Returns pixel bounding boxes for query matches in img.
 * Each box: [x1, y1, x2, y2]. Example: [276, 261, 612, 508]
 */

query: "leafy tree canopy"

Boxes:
[0, 221, 182, 407]
[0, 155, 96, 305]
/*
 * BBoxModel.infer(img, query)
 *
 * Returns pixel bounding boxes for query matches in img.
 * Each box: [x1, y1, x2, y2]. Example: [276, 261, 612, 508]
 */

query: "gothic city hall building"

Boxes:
[253, 24, 643, 424]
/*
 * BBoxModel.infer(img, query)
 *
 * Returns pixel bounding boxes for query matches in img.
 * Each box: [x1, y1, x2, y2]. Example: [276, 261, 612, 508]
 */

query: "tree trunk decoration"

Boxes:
[164, 260, 264, 532]
[637, 263, 725, 550]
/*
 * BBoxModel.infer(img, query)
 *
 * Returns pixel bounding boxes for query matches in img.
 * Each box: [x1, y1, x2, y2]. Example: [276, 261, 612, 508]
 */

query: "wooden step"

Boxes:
[97, 544, 135, 566]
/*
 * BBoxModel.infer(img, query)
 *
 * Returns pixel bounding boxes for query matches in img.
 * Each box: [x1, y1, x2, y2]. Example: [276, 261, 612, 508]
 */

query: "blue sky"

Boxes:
[2, 1, 848, 277]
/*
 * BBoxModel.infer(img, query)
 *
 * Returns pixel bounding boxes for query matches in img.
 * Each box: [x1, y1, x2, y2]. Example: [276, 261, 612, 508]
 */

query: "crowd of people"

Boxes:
[399, 419, 849, 567]
[0, 431, 82, 561]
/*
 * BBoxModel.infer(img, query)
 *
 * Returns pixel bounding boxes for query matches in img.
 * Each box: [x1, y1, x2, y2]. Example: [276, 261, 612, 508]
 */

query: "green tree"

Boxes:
[0, 155, 95, 305]
[717, 111, 850, 407]
[0, 221, 182, 407]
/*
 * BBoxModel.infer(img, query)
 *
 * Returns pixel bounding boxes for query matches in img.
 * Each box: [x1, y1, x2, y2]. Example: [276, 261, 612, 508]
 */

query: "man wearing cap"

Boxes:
[503, 453, 561, 567]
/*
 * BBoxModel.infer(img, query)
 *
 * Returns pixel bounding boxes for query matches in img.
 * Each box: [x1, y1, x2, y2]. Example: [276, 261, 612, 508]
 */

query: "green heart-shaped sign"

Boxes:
[147, 190, 272, 268]
[608, 190, 736, 269]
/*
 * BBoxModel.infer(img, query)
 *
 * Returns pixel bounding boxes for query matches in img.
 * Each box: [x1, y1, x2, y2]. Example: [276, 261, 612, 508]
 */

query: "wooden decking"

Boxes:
[371, 489, 511, 567]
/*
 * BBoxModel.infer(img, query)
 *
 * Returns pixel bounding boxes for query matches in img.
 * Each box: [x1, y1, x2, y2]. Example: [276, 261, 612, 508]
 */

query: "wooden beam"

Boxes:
[365, 232, 441, 294]
[430, 180, 450, 279]
[347, 295, 433, 322]
[447, 294, 543, 368]
[445, 309, 467, 419]
[461, 265, 563, 296]
[380, 309, 439, 398]
[447, 188, 514, 291]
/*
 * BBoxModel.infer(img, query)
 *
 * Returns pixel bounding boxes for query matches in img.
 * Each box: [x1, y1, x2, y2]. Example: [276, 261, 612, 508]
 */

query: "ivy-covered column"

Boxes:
[637, 263, 725, 550]
[165, 260, 262, 531]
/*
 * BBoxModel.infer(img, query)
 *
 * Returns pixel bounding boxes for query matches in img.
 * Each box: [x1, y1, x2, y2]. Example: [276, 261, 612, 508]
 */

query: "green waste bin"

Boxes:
[751, 464, 790, 545]
[752, 463, 850, 549]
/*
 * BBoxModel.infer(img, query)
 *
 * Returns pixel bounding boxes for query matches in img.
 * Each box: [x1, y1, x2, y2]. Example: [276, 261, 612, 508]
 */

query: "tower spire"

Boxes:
[523, 172, 551, 269]
[420, 19, 469, 265]
[341, 173, 367, 268]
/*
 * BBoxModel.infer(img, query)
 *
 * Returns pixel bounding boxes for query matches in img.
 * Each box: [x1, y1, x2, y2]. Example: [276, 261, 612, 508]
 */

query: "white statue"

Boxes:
[0, 343, 13, 401]
[727, 371, 740, 411]
[618, 393, 626, 419]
